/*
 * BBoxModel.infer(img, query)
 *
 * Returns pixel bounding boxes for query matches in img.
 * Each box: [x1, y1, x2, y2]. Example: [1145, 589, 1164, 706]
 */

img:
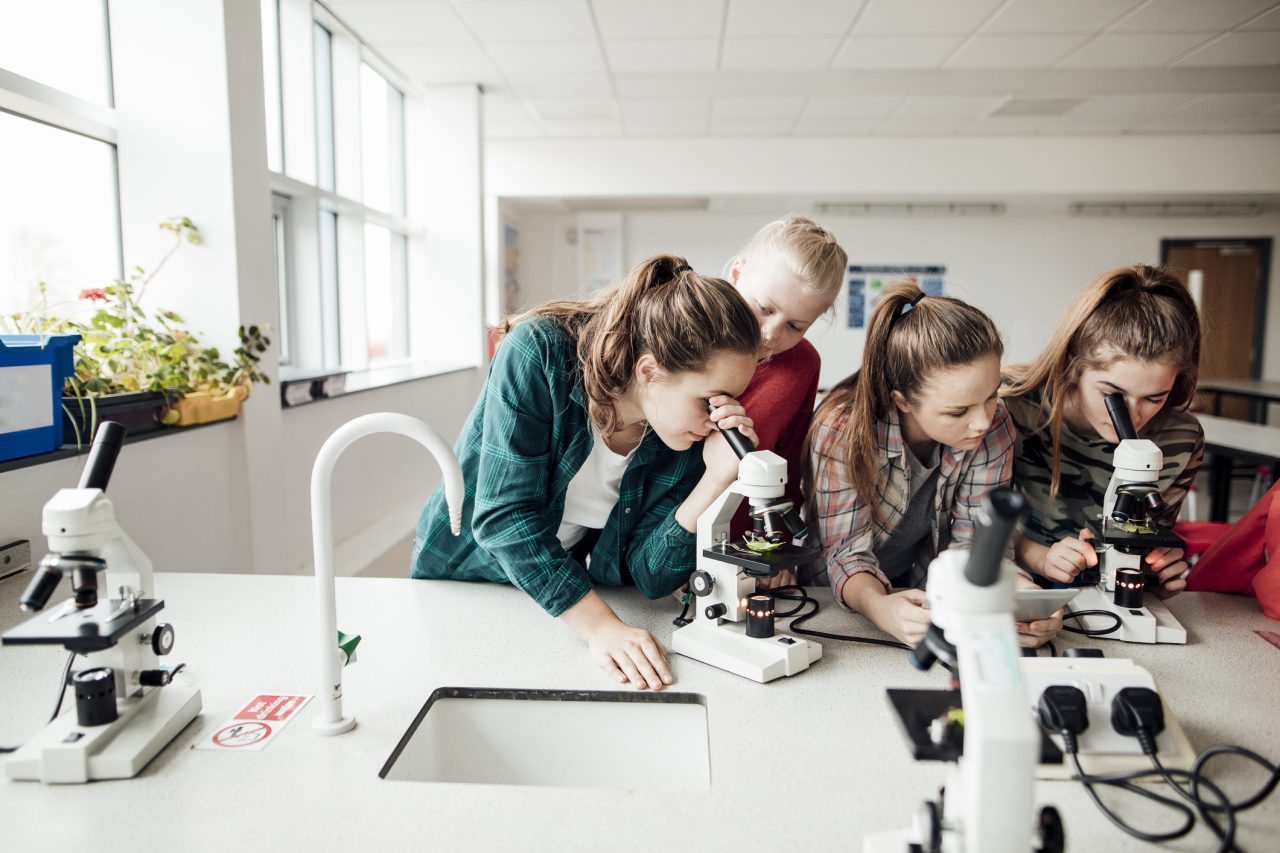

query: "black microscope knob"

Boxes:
[151, 623, 175, 656]
[690, 571, 714, 596]
[704, 603, 727, 620]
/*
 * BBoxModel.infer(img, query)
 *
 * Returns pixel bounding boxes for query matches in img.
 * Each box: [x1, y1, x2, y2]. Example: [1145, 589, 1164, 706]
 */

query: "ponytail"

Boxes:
[501, 255, 760, 436]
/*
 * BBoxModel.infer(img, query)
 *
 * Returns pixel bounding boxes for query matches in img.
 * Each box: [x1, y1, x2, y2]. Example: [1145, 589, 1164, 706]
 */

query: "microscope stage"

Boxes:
[702, 541, 820, 574]
[2, 598, 164, 653]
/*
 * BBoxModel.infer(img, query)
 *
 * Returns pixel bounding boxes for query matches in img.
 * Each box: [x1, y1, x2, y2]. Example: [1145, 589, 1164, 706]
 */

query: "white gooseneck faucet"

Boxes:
[309, 413, 464, 735]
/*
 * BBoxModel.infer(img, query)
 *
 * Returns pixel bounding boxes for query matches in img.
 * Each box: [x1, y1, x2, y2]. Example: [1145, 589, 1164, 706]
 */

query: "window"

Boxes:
[0, 1, 119, 318]
[271, 194, 292, 364]
[360, 63, 405, 215]
[313, 21, 335, 193]
[261, 0, 283, 173]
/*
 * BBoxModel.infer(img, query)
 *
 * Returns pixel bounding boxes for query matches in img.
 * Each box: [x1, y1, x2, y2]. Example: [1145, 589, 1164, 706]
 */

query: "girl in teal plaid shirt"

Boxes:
[413, 255, 762, 690]
[806, 282, 1062, 649]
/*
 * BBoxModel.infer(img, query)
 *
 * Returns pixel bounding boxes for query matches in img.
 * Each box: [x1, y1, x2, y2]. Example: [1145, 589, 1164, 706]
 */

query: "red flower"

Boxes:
[79, 288, 107, 301]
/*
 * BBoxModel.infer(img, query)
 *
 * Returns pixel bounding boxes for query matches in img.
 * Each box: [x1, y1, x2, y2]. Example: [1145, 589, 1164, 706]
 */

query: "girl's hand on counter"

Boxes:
[587, 620, 672, 691]
[559, 590, 674, 691]
[868, 588, 932, 647]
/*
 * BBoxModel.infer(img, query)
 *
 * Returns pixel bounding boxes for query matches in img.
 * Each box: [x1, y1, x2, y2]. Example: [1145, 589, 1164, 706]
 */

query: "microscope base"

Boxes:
[1066, 586, 1187, 644]
[5, 684, 202, 784]
[671, 620, 820, 683]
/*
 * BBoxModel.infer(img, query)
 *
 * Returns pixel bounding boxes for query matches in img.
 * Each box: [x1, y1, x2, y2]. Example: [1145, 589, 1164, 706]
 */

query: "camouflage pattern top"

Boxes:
[1003, 386, 1205, 547]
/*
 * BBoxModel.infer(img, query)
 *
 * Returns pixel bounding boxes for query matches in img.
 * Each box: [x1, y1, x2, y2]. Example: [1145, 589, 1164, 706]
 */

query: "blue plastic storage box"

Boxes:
[0, 334, 82, 462]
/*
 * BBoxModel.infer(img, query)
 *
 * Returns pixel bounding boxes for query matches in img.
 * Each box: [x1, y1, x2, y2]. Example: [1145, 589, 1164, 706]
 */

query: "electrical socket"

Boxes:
[0, 540, 32, 580]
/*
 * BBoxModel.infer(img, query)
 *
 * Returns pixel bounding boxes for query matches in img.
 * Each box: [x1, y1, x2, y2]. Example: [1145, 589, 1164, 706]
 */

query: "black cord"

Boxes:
[1, 650, 78, 753]
[768, 584, 912, 650]
[1062, 608, 1123, 637]
[1069, 750, 1198, 843]
[49, 651, 77, 722]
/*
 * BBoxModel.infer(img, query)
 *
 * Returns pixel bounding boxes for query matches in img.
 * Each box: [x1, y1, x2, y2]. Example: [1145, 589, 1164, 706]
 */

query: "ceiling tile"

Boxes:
[482, 95, 543, 138]
[1174, 31, 1280, 66]
[720, 37, 842, 70]
[537, 117, 624, 137]
[381, 42, 504, 86]
[1112, 0, 1278, 34]
[1220, 111, 1280, 131]
[726, 0, 864, 37]
[872, 115, 967, 134]
[1056, 32, 1217, 67]
[894, 95, 1007, 118]
[984, 0, 1140, 35]
[506, 72, 614, 98]
[327, 1, 475, 43]
[1241, 7, 1280, 30]
[792, 114, 882, 134]
[960, 115, 1071, 134]
[592, 0, 726, 39]
[619, 97, 712, 135]
[947, 33, 1089, 67]
[854, 0, 1005, 35]
[529, 98, 618, 121]
[832, 36, 963, 69]
[711, 96, 806, 118]
[709, 116, 798, 135]
[604, 38, 720, 72]
[486, 40, 606, 74]
[453, 0, 595, 42]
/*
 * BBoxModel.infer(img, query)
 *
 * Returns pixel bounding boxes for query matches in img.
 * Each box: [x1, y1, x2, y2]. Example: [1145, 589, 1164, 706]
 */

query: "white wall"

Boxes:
[512, 208, 1280, 391]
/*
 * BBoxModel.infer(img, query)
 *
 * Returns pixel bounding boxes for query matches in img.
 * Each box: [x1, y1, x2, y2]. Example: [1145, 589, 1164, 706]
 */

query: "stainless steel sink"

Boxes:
[380, 687, 710, 791]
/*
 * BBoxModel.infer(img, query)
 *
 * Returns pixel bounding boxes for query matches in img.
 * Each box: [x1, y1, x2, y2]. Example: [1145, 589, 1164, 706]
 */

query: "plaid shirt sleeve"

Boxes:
[470, 322, 593, 618]
[809, 417, 892, 608]
[623, 469, 701, 600]
[947, 401, 1017, 559]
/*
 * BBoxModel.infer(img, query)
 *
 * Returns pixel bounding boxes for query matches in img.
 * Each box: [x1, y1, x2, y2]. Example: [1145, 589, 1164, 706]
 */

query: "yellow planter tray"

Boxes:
[168, 385, 249, 427]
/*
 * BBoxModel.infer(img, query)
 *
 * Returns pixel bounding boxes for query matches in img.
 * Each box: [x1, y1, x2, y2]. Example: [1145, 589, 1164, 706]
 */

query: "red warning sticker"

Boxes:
[198, 694, 311, 752]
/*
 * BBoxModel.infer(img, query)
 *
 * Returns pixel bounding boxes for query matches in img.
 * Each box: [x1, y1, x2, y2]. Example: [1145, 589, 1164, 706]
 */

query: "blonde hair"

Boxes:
[738, 214, 847, 303]
[807, 282, 1003, 520]
[499, 255, 761, 438]
[1003, 264, 1201, 498]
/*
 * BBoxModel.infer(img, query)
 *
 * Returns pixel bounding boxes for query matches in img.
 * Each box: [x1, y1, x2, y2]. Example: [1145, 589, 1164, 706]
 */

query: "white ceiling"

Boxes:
[324, 0, 1280, 138]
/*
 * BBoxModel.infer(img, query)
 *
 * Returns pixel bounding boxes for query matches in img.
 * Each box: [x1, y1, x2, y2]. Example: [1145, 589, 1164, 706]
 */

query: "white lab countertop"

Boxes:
[1, 571, 1278, 852]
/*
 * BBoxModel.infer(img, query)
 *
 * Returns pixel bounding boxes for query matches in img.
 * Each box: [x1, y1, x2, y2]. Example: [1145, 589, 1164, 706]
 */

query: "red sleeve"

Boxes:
[730, 340, 821, 539]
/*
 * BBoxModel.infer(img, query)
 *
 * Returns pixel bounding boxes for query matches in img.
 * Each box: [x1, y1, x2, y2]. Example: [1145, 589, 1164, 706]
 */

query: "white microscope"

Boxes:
[865, 489, 1064, 853]
[670, 412, 821, 683]
[1064, 392, 1187, 644]
[2, 422, 201, 782]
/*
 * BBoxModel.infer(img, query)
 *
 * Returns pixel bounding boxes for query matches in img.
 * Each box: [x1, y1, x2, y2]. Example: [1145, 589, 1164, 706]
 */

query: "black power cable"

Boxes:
[1062, 608, 1123, 637]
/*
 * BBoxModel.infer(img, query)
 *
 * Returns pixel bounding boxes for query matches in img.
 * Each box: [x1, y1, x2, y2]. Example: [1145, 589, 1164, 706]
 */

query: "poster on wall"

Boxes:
[577, 212, 624, 293]
[846, 265, 946, 328]
[502, 223, 520, 314]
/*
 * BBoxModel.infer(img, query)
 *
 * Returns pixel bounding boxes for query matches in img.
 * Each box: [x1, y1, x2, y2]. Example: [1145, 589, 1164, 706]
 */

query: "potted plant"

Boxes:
[2, 217, 271, 446]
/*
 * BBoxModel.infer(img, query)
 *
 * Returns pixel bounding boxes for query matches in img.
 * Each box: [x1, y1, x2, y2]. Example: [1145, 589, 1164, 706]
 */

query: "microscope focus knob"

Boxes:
[689, 571, 714, 596]
[150, 623, 175, 656]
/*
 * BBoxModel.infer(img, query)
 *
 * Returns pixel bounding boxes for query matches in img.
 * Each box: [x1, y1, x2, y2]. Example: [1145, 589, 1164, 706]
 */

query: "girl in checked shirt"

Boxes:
[806, 281, 1062, 649]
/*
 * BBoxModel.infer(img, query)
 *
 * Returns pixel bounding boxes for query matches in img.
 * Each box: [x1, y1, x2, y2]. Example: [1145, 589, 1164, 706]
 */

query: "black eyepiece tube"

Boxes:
[78, 421, 127, 491]
[706, 401, 753, 460]
[1104, 392, 1137, 442]
[964, 488, 1026, 588]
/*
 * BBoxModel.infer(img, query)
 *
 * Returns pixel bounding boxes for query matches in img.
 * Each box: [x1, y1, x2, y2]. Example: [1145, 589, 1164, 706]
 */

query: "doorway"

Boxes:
[1161, 238, 1271, 421]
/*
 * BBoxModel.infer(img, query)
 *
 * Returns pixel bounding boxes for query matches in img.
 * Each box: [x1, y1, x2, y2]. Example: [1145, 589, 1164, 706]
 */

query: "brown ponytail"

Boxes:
[1002, 264, 1201, 497]
[500, 255, 760, 436]
[807, 282, 1003, 519]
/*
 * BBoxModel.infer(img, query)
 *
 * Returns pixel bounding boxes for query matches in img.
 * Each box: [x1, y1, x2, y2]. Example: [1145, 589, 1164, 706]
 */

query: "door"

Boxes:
[1162, 239, 1271, 422]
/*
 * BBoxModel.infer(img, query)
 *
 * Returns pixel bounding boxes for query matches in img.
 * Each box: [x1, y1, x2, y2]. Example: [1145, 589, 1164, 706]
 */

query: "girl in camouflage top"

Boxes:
[1003, 265, 1204, 597]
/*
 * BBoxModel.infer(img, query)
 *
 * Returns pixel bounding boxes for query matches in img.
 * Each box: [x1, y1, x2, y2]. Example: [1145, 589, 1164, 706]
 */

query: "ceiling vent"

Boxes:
[990, 98, 1084, 117]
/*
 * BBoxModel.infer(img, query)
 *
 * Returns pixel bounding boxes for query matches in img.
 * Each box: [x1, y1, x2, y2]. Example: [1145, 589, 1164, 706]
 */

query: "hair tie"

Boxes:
[656, 262, 692, 287]
[898, 292, 927, 316]
[672, 263, 692, 276]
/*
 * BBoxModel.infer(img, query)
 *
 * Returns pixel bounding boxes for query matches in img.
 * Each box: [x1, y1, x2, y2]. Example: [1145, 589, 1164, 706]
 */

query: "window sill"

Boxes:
[0, 416, 237, 476]
[280, 361, 478, 408]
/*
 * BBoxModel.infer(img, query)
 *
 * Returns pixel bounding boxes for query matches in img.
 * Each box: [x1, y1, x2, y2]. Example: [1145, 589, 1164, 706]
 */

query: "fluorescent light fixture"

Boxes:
[1069, 202, 1266, 217]
[814, 202, 1006, 217]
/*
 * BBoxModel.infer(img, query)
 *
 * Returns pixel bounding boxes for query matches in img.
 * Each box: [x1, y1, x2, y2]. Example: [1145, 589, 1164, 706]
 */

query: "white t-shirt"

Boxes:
[556, 425, 638, 551]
